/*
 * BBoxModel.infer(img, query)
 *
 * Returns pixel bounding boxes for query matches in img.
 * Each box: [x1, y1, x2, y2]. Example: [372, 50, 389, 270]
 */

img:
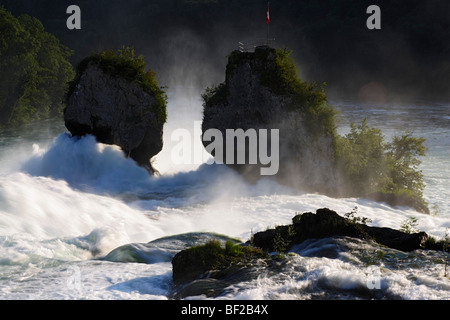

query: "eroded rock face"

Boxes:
[202, 46, 338, 193]
[64, 62, 163, 173]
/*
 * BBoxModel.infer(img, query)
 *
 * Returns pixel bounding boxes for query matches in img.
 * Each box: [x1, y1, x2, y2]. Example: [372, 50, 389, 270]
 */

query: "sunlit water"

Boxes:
[0, 93, 449, 299]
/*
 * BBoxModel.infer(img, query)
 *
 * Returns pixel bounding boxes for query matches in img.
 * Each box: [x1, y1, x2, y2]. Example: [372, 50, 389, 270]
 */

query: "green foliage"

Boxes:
[0, 7, 74, 127]
[344, 206, 372, 225]
[186, 240, 267, 271]
[68, 46, 167, 124]
[292, 212, 303, 225]
[256, 48, 301, 96]
[201, 83, 227, 107]
[188, 240, 225, 270]
[336, 119, 428, 213]
[203, 47, 337, 138]
[273, 225, 296, 253]
[261, 48, 336, 137]
[382, 133, 426, 198]
[204, 46, 428, 213]
[336, 119, 385, 194]
[399, 216, 419, 234]
[224, 240, 249, 257]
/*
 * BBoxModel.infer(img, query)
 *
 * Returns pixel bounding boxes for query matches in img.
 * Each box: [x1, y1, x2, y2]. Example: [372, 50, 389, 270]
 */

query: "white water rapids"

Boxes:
[0, 92, 449, 299]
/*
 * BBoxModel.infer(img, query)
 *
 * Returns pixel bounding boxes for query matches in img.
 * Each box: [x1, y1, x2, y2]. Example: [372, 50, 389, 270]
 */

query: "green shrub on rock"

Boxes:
[336, 120, 428, 213]
[67, 46, 167, 125]
[203, 46, 428, 213]
[172, 240, 267, 285]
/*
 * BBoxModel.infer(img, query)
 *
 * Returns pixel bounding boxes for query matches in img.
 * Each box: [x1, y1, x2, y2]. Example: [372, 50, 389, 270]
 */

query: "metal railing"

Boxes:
[238, 38, 276, 52]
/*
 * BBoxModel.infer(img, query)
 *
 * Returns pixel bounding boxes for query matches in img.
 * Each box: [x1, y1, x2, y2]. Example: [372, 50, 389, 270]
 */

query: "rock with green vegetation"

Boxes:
[170, 208, 448, 297]
[202, 46, 338, 192]
[202, 46, 428, 213]
[64, 47, 167, 174]
[252, 208, 431, 253]
[171, 240, 268, 285]
[0, 7, 74, 128]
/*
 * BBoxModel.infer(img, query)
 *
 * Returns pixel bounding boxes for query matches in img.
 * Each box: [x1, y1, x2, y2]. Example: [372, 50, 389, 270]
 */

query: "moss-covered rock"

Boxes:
[252, 208, 431, 253]
[171, 240, 268, 285]
[202, 46, 338, 193]
[64, 47, 167, 173]
[170, 208, 447, 298]
[67, 47, 167, 125]
[203, 46, 428, 213]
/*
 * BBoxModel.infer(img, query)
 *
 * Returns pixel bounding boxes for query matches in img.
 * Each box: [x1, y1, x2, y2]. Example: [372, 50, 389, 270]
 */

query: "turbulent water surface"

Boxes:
[0, 93, 449, 300]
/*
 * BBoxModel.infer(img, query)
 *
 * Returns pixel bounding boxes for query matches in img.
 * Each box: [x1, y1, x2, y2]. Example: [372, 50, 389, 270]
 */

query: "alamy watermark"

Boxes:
[66, 5, 381, 31]
[366, 266, 382, 290]
[66, 265, 82, 295]
[171, 121, 280, 175]
[66, 5, 81, 30]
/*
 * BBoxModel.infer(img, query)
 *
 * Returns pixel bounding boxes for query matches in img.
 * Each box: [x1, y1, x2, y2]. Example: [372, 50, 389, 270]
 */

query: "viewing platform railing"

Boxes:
[238, 38, 275, 52]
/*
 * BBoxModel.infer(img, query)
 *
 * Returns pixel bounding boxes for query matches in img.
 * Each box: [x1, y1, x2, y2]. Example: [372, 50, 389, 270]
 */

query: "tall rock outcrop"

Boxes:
[64, 49, 167, 174]
[202, 46, 338, 193]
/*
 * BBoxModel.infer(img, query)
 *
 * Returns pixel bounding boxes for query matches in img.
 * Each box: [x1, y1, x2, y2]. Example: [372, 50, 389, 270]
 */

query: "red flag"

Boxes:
[266, 4, 270, 24]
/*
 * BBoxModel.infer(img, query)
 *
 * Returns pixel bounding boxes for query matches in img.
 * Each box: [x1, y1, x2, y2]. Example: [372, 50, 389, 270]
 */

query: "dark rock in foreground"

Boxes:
[252, 208, 430, 253]
[172, 240, 268, 286]
[170, 208, 447, 298]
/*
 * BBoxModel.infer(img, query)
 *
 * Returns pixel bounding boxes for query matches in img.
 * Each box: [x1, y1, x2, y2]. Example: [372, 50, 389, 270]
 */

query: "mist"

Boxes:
[1, 1, 450, 302]
[3, 0, 448, 104]
[3, 0, 447, 194]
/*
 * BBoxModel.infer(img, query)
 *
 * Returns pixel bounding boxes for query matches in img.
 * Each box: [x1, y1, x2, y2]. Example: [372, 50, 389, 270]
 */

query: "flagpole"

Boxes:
[266, 2, 270, 46]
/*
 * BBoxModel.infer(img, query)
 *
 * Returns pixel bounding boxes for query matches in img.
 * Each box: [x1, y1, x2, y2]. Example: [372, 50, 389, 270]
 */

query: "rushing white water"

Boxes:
[0, 93, 449, 300]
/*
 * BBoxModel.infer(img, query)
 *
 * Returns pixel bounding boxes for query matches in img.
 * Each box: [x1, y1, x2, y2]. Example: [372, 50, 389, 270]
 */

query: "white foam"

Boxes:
[22, 134, 153, 195]
[0, 100, 449, 300]
[0, 260, 172, 299]
[0, 170, 169, 265]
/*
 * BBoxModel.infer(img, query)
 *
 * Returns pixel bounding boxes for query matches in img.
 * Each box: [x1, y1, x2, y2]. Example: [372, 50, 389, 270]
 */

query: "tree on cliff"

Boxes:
[0, 7, 74, 128]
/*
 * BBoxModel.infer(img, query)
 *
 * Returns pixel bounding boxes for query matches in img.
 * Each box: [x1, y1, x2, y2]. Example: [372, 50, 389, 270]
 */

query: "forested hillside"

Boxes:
[0, 6, 74, 127]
